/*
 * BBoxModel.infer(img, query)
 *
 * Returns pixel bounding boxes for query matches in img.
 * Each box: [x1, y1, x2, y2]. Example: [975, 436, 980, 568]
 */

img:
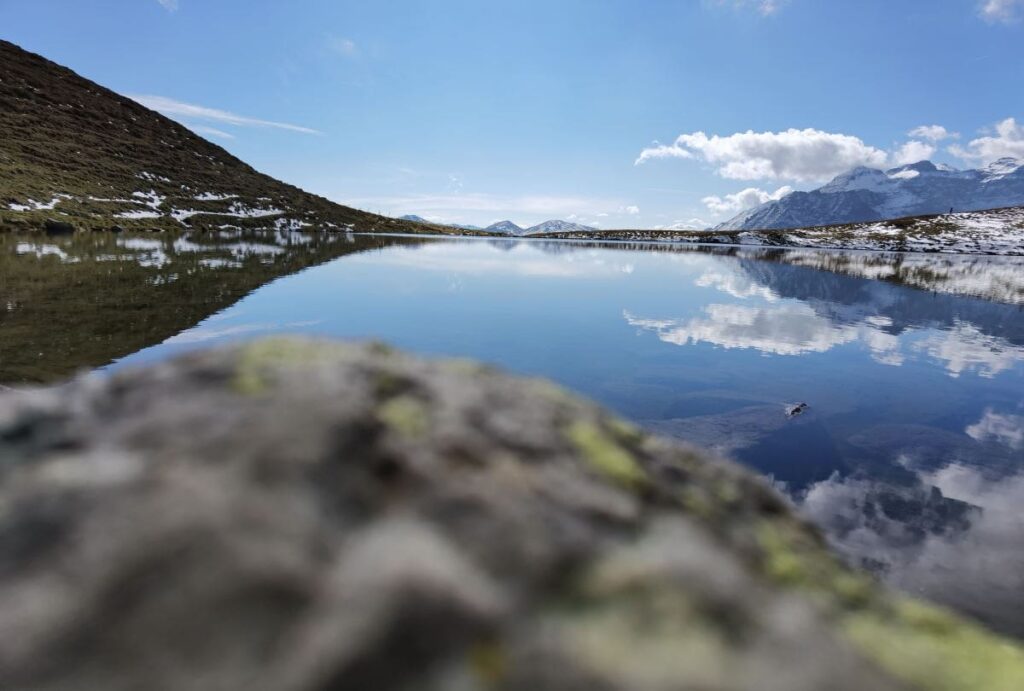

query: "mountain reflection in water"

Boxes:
[2, 232, 1022, 636]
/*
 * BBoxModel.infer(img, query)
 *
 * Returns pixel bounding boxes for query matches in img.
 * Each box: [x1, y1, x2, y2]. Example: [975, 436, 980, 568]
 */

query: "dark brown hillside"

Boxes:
[0, 40, 469, 235]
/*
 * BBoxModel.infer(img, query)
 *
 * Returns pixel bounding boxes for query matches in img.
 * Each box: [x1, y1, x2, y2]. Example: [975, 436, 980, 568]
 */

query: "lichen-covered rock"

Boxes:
[0, 338, 1021, 690]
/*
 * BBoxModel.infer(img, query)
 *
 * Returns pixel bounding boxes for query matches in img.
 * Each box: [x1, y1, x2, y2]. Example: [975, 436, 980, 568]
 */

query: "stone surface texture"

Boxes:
[0, 339, 1022, 690]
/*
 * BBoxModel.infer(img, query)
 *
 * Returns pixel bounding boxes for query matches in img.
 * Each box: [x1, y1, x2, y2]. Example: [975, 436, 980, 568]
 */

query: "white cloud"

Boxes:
[799, 465, 1024, 635]
[701, 185, 792, 215]
[891, 140, 937, 166]
[756, 0, 786, 13]
[157, 0, 178, 11]
[694, 269, 780, 301]
[636, 128, 889, 182]
[908, 125, 958, 141]
[949, 117, 1024, 165]
[711, 0, 789, 15]
[627, 303, 855, 356]
[130, 95, 321, 135]
[912, 321, 1024, 378]
[330, 37, 358, 57]
[979, 0, 1024, 22]
[966, 409, 1024, 449]
[622, 205, 641, 215]
[625, 302, 903, 363]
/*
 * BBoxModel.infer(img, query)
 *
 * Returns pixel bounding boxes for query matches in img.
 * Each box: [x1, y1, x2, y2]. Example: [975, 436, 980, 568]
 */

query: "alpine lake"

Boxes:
[3, 228, 1022, 637]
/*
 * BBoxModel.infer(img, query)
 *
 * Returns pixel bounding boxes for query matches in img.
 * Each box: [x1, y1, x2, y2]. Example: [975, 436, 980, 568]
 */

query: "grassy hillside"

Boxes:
[0, 40, 482, 236]
[0, 229, 434, 384]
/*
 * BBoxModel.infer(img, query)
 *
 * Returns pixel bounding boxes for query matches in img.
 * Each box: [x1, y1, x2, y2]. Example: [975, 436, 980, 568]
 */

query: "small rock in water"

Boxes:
[786, 402, 809, 418]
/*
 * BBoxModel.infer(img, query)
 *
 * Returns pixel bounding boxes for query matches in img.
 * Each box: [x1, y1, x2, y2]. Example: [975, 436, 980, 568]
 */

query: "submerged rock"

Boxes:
[0, 338, 1021, 690]
[786, 402, 809, 418]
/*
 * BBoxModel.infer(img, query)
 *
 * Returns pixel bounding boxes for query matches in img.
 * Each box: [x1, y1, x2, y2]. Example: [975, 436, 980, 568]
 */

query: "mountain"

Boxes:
[483, 219, 597, 236]
[526, 205, 1024, 256]
[660, 220, 711, 231]
[400, 215, 482, 231]
[524, 219, 597, 234]
[717, 158, 1024, 230]
[485, 220, 525, 235]
[0, 40, 432, 235]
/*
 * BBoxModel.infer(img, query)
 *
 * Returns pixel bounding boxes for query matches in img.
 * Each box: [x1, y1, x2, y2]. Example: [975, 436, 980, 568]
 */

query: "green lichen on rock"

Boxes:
[565, 420, 648, 489]
[232, 337, 349, 395]
[844, 600, 1024, 691]
[0, 337, 1021, 691]
[378, 395, 430, 438]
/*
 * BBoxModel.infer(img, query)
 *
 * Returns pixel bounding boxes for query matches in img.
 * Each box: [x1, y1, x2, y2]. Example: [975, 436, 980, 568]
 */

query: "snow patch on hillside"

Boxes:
[8, 194, 71, 211]
[194, 192, 238, 201]
[116, 210, 163, 219]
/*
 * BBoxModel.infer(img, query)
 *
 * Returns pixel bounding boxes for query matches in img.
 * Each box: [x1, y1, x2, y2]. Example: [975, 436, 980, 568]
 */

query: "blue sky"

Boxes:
[2, 0, 1023, 229]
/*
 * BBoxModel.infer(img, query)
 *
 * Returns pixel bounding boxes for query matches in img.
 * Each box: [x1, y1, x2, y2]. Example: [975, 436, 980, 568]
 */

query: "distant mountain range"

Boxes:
[717, 158, 1024, 230]
[399, 217, 597, 235]
[399, 215, 482, 230]
[485, 219, 597, 236]
[485, 220, 525, 234]
[521, 219, 597, 234]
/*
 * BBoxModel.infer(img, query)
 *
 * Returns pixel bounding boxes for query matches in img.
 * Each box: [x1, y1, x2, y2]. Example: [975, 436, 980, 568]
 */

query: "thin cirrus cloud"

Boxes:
[189, 125, 236, 140]
[129, 95, 322, 135]
[156, 0, 179, 11]
[635, 128, 889, 182]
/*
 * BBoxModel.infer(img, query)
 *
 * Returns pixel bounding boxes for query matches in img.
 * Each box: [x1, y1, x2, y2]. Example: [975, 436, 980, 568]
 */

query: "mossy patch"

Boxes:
[843, 600, 1024, 691]
[378, 395, 430, 439]
[233, 338, 341, 395]
[559, 589, 730, 689]
[755, 520, 1024, 687]
[566, 421, 647, 490]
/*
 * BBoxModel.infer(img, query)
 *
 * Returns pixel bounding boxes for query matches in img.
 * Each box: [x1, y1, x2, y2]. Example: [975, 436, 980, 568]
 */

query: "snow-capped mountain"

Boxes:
[485, 220, 525, 235]
[400, 214, 482, 230]
[659, 220, 711, 231]
[524, 219, 597, 234]
[716, 158, 1024, 230]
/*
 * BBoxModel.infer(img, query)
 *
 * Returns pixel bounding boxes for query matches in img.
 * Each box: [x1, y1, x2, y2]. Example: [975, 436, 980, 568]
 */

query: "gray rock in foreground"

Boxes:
[0, 339, 1021, 690]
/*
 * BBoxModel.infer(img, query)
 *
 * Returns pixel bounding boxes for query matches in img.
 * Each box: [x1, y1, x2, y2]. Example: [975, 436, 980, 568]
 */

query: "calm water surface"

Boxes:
[3, 230, 1023, 636]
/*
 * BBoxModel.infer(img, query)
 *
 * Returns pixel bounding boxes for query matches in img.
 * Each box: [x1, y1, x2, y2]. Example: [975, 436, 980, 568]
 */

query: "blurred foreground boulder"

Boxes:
[0, 338, 1022, 690]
